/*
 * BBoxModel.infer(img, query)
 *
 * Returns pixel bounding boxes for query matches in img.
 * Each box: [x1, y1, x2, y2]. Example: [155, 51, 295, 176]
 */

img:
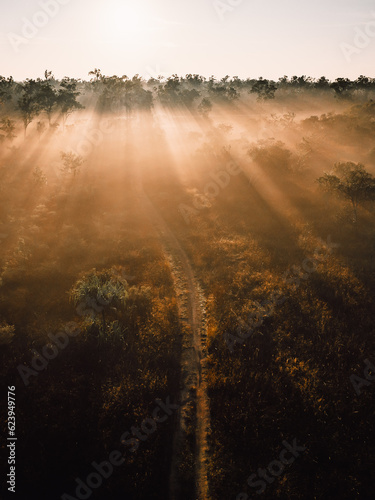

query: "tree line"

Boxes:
[2, 71, 375, 140]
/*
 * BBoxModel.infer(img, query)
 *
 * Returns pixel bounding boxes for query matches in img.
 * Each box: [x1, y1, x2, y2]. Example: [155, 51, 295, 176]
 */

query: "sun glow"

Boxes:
[100, 1, 149, 42]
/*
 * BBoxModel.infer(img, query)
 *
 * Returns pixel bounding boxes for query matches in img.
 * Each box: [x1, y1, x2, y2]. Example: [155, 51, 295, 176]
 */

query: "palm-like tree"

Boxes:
[70, 269, 128, 340]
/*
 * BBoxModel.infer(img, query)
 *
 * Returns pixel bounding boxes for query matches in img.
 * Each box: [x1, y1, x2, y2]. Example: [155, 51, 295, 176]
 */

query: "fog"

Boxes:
[1, 74, 375, 500]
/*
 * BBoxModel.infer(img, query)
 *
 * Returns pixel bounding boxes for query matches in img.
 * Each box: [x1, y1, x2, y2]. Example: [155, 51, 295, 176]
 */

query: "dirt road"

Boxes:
[137, 184, 210, 500]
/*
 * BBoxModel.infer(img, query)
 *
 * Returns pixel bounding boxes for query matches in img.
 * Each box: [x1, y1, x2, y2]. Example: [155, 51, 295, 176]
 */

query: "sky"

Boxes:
[0, 0, 374, 81]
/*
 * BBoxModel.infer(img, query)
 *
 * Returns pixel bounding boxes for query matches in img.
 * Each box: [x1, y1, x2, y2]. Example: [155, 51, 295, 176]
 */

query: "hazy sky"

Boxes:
[1, 0, 374, 81]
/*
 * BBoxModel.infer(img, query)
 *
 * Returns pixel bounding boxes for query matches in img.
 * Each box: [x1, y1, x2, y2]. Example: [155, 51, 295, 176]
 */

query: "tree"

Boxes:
[57, 78, 84, 129]
[157, 75, 181, 105]
[248, 139, 293, 174]
[0, 76, 14, 106]
[355, 75, 372, 91]
[96, 75, 125, 112]
[95, 74, 153, 114]
[17, 79, 41, 137]
[88, 68, 103, 82]
[60, 152, 85, 177]
[36, 72, 58, 125]
[179, 88, 200, 107]
[69, 268, 152, 342]
[0, 117, 16, 141]
[70, 268, 129, 341]
[32, 166, 47, 186]
[317, 162, 375, 223]
[250, 78, 277, 100]
[278, 75, 289, 87]
[289, 75, 313, 89]
[185, 74, 205, 87]
[314, 76, 331, 90]
[330, 78, 353, 98]
[198, 97, 212, 116]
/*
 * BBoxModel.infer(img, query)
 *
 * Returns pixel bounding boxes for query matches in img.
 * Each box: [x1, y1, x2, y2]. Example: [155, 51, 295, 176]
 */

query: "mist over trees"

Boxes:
[2, 71, 375, 140]
[1, 68, 375, 500]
